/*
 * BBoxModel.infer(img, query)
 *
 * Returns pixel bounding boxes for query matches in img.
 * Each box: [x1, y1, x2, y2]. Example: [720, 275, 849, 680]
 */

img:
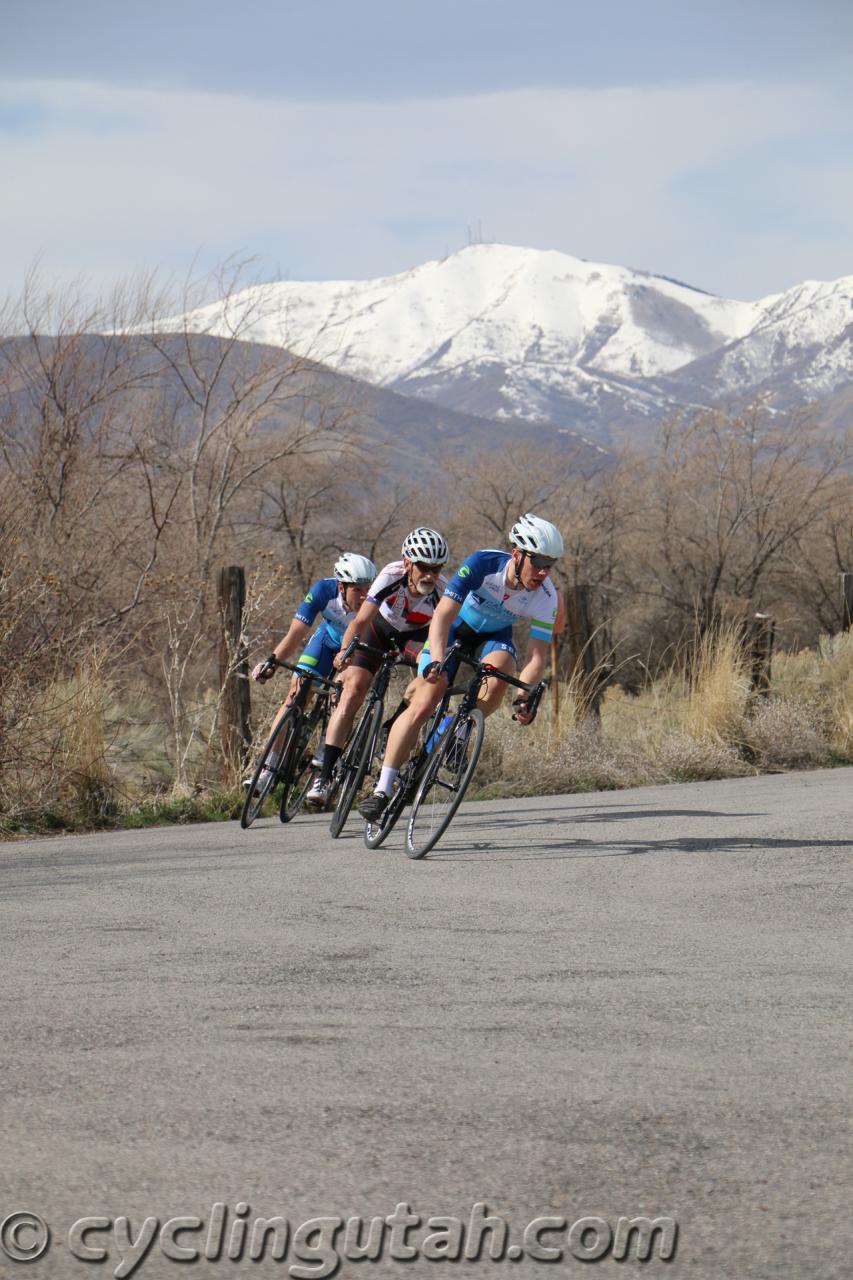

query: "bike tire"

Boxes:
[362, 700, 447, 850]
[330, 699, 383, 839]
[362, 774, 409, 849]
[240, 708, 297, 830]
[280, 703, 326, 822]
[405, 708, 485, 858]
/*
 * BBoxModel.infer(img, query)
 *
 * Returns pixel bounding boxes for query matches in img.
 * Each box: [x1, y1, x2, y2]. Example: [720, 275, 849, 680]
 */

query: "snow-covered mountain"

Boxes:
[157, 245, 853, 442]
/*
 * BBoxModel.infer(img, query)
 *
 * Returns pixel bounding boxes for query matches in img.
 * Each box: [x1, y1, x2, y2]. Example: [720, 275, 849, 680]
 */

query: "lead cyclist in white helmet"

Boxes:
[244, 552, 376, 794]
[358, 514, 562, 822]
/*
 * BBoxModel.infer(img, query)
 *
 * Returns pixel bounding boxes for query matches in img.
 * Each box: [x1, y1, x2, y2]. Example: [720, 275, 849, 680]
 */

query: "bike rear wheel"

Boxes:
[240, 709, 297, 829]
[405, 708, 484, 858]
[330, 700, 383, 838]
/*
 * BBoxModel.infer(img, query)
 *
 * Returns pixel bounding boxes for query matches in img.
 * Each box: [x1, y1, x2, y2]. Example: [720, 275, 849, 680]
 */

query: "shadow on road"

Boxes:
[427, 833, 853, 862]
[457, 807, 767, 826]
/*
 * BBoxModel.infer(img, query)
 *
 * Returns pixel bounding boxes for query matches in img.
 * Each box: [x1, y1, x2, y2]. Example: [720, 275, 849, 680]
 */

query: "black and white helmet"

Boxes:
[509, 513, 564, 559]
[333, 552, 377, 585]
[401, 527, 448, 566]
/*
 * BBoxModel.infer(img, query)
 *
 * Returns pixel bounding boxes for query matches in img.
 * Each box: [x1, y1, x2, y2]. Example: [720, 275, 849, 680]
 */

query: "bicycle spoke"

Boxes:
[240, 709, 297, 830]
[406, 709, 484, 858]
[281, 701, 327, 822]
[330, 700, 382, 838]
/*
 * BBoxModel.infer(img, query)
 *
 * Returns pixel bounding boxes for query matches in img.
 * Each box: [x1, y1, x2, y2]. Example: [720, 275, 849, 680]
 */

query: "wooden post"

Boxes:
[563, 584, 601, 720]
[841, 574, 853, 630]
[218, 565, 252, 778]
[749, 612, 774, 698]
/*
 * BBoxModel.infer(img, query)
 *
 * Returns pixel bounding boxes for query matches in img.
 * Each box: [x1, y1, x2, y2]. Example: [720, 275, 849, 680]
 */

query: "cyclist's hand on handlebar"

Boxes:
[422, 659, 445, 684]
[252, 655, 278, 682]
[512, 696, 530, 724]
[512, 682, 545, 725]
[334, 640, 356, 671]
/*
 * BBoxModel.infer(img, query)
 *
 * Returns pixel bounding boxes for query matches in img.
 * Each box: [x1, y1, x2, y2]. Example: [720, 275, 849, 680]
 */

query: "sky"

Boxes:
[1, 0, 852, 305]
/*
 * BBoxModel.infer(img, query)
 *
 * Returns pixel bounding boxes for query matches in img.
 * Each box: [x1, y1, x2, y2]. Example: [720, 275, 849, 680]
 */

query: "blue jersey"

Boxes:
[293, 578, 355, 643]
[444, 550, 558, 642]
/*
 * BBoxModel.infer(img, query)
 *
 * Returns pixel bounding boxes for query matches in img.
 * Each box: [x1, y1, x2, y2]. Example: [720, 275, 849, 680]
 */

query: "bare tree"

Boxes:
[626, 406, 850, 635]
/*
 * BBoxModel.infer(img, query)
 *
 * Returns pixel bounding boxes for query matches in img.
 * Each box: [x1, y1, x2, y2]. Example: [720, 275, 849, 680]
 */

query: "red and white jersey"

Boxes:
[366, 560, 448, 632]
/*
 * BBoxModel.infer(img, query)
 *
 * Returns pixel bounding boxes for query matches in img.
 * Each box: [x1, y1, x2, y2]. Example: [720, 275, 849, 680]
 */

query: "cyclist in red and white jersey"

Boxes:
[304, 527, 450, 807]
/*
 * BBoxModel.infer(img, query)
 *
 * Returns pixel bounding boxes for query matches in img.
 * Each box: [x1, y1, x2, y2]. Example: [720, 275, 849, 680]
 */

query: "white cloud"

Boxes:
[0, 76, 850, 302]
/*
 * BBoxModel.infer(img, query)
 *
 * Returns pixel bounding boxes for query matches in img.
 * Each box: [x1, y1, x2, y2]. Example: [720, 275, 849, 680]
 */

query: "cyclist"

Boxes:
[246, 552, 377, 794]
[304, 527, 450, 808]
[358, 513, 562, 821]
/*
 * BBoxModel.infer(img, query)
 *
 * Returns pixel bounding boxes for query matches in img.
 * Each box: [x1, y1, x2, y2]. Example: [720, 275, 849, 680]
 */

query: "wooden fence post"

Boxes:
[749, 612, 774, 698]
[841, 573, 853, 630]
[562, 583, 601, 720]
[218, 565, 252, 778]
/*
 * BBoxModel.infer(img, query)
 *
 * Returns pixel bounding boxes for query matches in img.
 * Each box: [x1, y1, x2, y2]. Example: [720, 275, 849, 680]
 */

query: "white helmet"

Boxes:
[334, 552, 377, 585]
[509, 513, 564, 559]
[401, 527, 448, 566]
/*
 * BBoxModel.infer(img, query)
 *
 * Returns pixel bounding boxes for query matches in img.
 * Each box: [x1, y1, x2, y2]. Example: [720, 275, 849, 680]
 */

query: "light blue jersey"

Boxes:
[444, 550, 558, 641]
[293, 578, 355, 643]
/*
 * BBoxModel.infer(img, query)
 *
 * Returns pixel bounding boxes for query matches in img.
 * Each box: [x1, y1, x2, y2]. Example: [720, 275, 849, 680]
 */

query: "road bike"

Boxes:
[240, 660, 340, 829]
[363, 644, 547, 858]
[329, 639, 416, 839]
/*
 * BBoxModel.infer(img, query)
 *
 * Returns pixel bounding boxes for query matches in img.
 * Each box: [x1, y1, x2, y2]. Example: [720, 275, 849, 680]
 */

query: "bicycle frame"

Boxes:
[329, 638, 417, 837]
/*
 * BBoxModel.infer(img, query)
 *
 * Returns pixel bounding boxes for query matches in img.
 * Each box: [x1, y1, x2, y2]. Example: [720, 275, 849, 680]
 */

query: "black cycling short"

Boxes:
[350, 613, 427, 675]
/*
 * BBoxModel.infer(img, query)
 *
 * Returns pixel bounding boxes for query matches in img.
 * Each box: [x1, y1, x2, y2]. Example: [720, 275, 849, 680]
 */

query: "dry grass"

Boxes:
[1, 655, 119, 832]
[472, 624, 851, 800]
[684, 624, 751, 745]
[4, 627, 853, 835]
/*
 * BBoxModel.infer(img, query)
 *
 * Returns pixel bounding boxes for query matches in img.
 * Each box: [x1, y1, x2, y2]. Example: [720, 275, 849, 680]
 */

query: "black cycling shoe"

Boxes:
[358, 791, 390, 821]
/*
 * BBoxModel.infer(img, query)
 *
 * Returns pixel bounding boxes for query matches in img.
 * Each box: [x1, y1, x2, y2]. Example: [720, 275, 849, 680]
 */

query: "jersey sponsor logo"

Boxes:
[304, 592, 313, 602]
[458, 565, 471, 578]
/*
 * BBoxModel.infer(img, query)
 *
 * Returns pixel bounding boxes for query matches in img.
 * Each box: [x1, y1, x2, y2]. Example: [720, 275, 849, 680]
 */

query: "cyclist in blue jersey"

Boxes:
[358, 514, 562, 822]
[245, 552, 376, 795]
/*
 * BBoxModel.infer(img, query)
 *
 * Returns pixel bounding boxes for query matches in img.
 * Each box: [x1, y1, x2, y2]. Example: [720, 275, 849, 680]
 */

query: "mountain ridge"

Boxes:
[153, 244, 853, 442]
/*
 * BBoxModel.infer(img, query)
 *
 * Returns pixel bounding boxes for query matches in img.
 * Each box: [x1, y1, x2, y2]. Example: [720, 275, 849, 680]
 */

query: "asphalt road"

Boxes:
[2, 769, 851, 1280]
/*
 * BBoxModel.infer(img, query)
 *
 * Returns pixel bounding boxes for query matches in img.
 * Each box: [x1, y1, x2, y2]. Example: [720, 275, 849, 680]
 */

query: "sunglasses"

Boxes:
[527, 554, 557, 571]
[412, 561, 442, 572]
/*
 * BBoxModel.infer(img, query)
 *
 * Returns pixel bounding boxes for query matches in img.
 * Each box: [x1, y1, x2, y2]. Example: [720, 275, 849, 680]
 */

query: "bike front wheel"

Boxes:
[240, 709, 297, 830]
[405, 708, 484, 858]
[330, 700, 383, 839]
[280, 704, 326, 822]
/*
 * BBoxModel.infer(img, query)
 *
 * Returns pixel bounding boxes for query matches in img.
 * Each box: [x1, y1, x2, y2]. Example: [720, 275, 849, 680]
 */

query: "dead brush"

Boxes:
[46, 657, 117, 821]
[684, 622, 752, 746]
[2, 654, 119, 828]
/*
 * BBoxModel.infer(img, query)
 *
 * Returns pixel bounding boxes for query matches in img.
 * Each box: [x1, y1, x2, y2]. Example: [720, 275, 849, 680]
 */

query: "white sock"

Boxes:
[377, 766, 398, 796]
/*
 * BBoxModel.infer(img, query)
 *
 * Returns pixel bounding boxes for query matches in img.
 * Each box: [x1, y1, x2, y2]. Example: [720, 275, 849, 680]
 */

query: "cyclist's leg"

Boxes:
[321, 640, 376, 751]
[376, 628, 456, 776]
[293, 624, 334, 686]
[476, 629, 518, 716]
[294, 626, 344, 797]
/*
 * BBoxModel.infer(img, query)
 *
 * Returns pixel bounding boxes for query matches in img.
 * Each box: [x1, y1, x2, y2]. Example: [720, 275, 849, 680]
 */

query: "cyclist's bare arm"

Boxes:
[424, 597, 461, 676]
[252, 619, 312, 680]
[514, 637, 549, 724]
[336, 600, 380, 668]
